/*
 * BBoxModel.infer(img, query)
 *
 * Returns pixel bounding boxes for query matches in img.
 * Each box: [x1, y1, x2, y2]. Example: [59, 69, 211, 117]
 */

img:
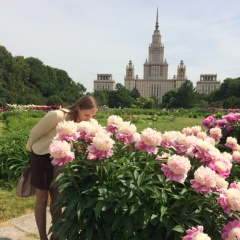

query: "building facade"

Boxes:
[196, 74, 221, 94]
[124, 9, 187, 103]
[94, 74, 116, 91]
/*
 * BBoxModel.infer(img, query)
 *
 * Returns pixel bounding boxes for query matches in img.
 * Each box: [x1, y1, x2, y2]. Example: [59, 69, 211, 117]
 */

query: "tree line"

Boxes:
[1, 45, 240, 109]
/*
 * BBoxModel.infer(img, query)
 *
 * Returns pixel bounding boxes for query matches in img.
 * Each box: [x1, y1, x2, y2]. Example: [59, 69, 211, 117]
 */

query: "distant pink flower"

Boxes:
[222, 113, 238, 122]
[221, 220, 240, 240]
[226, 125, 234, 132]
[161, 154, 191, 183]
[183, 226, 211, 240]
[202, 114, 215, 128]
[214, 118, 228, 128]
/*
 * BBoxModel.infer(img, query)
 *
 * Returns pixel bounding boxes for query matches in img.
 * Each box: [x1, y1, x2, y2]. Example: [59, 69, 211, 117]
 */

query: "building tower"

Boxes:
[124, 8, 187, 103]
[143, 8, 168, 80]
[125, 60, 135, 90]
[176, 60, 186, 80]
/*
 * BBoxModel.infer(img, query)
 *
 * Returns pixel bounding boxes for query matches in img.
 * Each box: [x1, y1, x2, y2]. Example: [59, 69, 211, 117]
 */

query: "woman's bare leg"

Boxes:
[35, 188, 49, 240]
[49, 187, 61, 239]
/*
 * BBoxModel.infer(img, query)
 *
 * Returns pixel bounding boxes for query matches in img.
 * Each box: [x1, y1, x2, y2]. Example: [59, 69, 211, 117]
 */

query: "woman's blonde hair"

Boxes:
[66, 95, 98, 122]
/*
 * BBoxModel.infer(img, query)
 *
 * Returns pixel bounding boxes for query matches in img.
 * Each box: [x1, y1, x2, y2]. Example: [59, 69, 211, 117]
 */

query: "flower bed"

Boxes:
[49, 114, 240, 240]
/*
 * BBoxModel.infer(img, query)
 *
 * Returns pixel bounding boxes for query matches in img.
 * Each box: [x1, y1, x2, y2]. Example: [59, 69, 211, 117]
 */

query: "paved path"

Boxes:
[0, 210, 51, 240]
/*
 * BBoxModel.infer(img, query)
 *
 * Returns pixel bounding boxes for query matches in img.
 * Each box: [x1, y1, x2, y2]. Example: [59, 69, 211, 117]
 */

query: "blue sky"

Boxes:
[1, 0, 240, 92]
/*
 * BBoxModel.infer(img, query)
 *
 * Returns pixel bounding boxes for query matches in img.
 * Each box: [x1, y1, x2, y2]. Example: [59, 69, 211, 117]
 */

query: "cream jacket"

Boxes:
[26, 109, 69, 155]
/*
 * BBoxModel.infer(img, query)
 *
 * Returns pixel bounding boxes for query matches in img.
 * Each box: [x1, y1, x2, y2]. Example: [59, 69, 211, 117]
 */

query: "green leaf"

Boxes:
[95, 200, 103, 219]
[172, 224, 184, 233]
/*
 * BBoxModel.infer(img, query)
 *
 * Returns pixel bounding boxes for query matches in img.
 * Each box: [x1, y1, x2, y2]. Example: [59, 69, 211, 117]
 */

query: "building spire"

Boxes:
[155, 8, 159, 30]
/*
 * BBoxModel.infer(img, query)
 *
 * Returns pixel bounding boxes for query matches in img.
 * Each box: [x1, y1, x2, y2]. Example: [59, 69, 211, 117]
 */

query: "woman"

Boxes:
[26, 95, 98, 240]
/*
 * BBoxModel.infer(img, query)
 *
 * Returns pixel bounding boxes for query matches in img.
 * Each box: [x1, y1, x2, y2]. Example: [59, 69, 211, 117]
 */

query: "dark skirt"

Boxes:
[30, 151, 54, 190]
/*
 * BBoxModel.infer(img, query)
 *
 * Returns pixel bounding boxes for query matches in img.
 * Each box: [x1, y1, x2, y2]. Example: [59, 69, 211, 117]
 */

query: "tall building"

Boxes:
[196, 74, 220, 94]
[94, 74, 116, 91]
[124, 9, 187, 103]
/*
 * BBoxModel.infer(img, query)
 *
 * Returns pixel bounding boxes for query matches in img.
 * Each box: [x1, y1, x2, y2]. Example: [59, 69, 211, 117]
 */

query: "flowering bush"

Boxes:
[49, 115, 240, 240]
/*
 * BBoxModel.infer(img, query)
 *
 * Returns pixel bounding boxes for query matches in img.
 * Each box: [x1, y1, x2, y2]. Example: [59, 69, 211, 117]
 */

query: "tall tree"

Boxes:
[108, 83, 132, 108]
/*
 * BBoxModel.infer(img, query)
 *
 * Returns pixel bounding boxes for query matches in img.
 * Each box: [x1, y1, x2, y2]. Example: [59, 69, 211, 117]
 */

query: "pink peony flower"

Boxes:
[183, 226, 211, 240]
[232, 151, 240, 163]
[161, 164, 187, 183]
[135, 128, 162, 154]
[190, 166, 217, 194]
[161, 131, 180, 147]
[225, 137, 238, 150]
[230, 181, 240, 189]
[167, 154, 191, 175]
[56, 120, 80, 141]
[49, 140, 73, 159]
[87, 132, 114, 160]
[226, 188, 240, 211]
[116, 122, 137, 144]
[217, 189, 231, 214]
[161, 155, 191, 183]
[172, 134, 195, 156]
[49, 140, 75, 166]
[193, 139, 219, 163]
[140, 128, 162, 147]
[107, 115, 123, 126]
[222, 220, 240, 240]
[106, 115, 123, 134]
[209, 127, 222, 142]
[136, 141, 158, 154]
[208, 157, 232, 178]
[215, 175, 229, 190]
[196, 132, 208, 140]
[190, 126, 202, 136]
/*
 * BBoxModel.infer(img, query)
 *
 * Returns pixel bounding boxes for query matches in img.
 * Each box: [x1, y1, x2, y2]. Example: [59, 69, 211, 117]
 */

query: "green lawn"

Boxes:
[0, 188, 35, 223]
[136, 116, 204, 132]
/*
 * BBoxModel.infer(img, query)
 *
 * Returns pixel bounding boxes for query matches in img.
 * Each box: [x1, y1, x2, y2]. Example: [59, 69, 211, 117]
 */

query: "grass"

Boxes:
[0, 115, 205, 224]
[0, 188, 35, 224]
[136, 116, 205, 132]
